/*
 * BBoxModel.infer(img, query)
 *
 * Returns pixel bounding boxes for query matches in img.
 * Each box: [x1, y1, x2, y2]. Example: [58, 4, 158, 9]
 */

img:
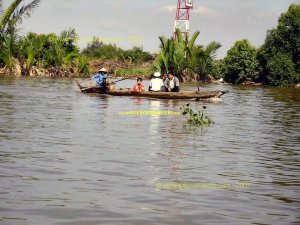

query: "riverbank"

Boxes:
[89, 59, 153, 79]
[0, 59, 154, 79]
[0, 66, 87, 78]
[1, 63, 299, 88]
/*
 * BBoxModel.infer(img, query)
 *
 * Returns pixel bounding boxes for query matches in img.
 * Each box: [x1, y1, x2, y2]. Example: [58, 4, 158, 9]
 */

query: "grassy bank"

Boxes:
[113, 65, 153, 79]
[88, 59, 154, 79]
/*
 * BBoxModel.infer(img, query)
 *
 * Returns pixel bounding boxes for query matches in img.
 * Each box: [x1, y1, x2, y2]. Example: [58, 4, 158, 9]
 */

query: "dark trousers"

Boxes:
[166, 86, 180, 92]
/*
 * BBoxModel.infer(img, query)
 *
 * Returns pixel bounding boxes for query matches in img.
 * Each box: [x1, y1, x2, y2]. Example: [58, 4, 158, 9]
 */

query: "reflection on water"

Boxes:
[149, 100, 161, 136]
[0, 77, 300, 225]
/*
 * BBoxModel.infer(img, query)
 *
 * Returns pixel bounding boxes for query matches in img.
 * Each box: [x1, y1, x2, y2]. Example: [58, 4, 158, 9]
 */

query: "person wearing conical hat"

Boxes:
[90, 67, 109, 92]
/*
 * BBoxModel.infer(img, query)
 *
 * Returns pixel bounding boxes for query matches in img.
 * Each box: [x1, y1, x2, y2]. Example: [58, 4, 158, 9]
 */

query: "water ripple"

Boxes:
[0, 78, 299, 225]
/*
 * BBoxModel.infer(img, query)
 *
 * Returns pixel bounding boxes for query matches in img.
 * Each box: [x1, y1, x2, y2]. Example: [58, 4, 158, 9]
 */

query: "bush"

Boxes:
[82, 38, 153, 63]
[114, 65, 153, 78]
[258, 4, 300, 86]
[123, 47, 153, 63]
[221, 39, 260, 84]
[266, 52, 297, 87]
[210, 61, 222, 80]
[13, 29, 90, 76]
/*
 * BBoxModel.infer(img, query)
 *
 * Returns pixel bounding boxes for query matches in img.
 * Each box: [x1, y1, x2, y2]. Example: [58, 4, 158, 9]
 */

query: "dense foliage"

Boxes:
[114, 66, 152, 78]
[221, 39, 260, 84]
[1, 1, 299, 84]
[0, 0, 89, 76]
[221, 4, 300, 87]
[257, 4, 300, 87]
[82, 38, 153, 64]
[17, 29, 89, 75]
[264, 52, 297, 87]
[1, 0, 40, 72]
[154, 29, 221, 81]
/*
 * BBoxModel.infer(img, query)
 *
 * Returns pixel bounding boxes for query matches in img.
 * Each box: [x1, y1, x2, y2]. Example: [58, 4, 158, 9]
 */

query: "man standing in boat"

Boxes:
[164, 69, 180, 92]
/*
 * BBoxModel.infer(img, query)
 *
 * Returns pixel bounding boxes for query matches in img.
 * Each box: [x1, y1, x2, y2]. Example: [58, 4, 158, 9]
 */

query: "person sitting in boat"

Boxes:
[132, 77, 145, 92]
[164, 70, 180, 92]
[162, 73, 168, 82]
[90, 67, 110, 92]
[149, 72, 164, 92]
[91, 67, 108, 85]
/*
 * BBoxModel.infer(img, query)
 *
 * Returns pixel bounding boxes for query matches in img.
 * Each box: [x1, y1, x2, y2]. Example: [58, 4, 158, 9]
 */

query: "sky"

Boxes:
[5, 0, 300, 58]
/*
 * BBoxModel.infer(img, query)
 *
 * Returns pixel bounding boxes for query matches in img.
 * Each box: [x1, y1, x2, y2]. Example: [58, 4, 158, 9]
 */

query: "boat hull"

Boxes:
[76, 81, 228, 100]
[106, 90, 226, 99]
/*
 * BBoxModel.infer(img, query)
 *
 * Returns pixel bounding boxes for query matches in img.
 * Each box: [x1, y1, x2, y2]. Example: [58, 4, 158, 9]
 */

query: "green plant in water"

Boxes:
[181, 104, 213, 126]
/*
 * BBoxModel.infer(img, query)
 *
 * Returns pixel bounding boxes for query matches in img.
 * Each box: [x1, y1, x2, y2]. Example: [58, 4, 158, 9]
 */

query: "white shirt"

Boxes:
[149, 78, 164, 91]
[169, 79, 175, 89]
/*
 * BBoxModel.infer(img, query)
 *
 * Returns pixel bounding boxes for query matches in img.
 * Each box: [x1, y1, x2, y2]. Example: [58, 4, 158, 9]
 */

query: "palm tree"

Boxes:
[154, 28, 221, 83]
[0, 0, 40, 32]
[60, 28, 79, 54]
[0, 1, 3, 18]
[154, 35, 174, 74]
[154, 29, 202, 79]
[189, 41, 221, 82]
[0, 35, 14, 71]
[154, 29, 190, 76]
[172, 29, 189, 76]
[186, 30, 200, 57]
[0, 0, 40, 73]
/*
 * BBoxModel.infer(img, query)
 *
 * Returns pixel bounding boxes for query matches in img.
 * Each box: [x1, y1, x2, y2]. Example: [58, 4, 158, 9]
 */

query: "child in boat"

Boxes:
[132, 78, 145, 92]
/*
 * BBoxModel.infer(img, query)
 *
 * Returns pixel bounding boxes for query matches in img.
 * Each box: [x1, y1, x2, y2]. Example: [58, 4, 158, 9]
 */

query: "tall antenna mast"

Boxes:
[173, 0, 193, 40]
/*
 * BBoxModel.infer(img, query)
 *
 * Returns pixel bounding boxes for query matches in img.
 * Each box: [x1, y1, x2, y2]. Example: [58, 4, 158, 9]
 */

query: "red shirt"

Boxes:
[132, 84, 145, 92]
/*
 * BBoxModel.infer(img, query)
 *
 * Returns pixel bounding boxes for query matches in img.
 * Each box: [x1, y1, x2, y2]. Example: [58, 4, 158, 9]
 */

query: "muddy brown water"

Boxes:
[0, 77, 299, 225]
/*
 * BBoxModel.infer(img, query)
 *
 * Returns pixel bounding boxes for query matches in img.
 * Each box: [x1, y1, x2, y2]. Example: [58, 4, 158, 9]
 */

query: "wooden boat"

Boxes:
[76, 80, 228, 100]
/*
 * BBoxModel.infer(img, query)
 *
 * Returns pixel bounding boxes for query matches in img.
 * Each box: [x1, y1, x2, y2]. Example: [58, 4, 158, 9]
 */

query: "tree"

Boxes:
[60, 28, 79, 54]
[154, 29, 194, 77]
[258, 4, 300, 86]
[154, 29, 221, 81]
[16, 31, 90, 75]
[0, 1, 89, 76]
[221, 39, 260, 84]
[82, 38, 152, 63]
[123, 46, 153, 64]
[0, 0, 40, 33]
[153, 35, 174, 75]
[0, 35, 14, 72]
[189, 41, 221, 81]
[0, 0, 41, 72]
[266, 52, 297, 87]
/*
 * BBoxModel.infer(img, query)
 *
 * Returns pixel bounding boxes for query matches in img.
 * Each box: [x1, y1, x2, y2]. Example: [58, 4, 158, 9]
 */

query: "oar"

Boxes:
[77, 75, 137, 92]
[111, 75, 137, 84]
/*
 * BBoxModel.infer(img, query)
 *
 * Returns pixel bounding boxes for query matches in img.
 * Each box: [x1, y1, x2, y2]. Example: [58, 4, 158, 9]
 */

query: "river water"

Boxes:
[0, 76, 299, 225]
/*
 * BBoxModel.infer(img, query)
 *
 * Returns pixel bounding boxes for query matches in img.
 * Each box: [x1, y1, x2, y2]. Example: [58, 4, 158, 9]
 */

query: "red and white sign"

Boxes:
[186, 0, 193, 8]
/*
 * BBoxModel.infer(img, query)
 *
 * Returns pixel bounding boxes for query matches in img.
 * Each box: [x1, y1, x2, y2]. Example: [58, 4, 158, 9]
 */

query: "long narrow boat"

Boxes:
[76, 81, 228, 100]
